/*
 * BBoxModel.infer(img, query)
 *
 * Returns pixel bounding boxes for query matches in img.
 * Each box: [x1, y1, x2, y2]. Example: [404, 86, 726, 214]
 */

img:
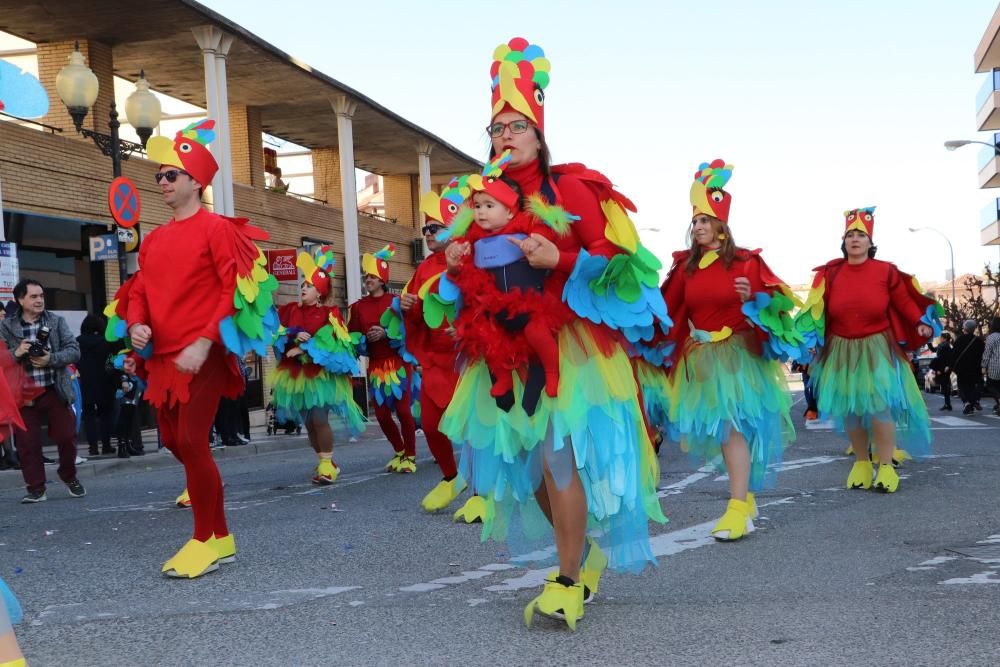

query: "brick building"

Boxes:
[0, 0, 479, 415]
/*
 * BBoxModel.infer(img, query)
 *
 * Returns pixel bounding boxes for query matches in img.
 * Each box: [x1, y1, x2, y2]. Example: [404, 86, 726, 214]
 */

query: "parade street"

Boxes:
[4, 394, 1000, 666]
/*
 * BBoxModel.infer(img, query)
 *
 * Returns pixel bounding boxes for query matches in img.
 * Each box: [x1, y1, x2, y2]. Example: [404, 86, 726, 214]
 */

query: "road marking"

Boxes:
[930, 416, 983, 427]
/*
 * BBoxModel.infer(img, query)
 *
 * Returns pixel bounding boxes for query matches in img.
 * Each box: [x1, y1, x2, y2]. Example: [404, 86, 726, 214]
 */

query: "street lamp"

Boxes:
[908, 226, 956, 305]
[55, 42, 161, 284]
[944, 139, 1000, 154]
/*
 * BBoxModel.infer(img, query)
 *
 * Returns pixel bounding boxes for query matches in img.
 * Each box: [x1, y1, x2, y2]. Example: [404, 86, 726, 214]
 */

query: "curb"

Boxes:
[0, 426, 385, 492]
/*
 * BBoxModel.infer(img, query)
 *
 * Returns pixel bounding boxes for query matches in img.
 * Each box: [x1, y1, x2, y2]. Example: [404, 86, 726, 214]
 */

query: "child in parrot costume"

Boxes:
[272, 245, 365, 485]
[108, 118, 280, 579]
[794, 207, 940, 493]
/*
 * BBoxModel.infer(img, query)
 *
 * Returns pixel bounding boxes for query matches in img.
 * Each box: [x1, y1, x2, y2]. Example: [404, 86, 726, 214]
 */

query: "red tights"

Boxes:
[420, 396, 457, 479]
[373, 390, 417, 457]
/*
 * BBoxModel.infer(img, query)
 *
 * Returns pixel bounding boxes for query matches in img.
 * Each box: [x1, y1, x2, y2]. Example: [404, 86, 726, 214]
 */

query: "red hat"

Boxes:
[843, 207, 876, 238]
[362, 244, 395, 283]
[146, 119, 219, 187]
[469, 150, 519, 210]
[297, 246, 336, 298]
[490, 37, 551, 131]
[689, 159, 734, 223]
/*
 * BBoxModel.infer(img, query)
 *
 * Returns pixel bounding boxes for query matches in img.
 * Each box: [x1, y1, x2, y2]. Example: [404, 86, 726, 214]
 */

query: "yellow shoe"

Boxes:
[873, 464, 900, 493]
[892, 448, 912, 465]
[711, 499, 753, 541]
[453, 495, 489, 523]
[175, 488, 191, 509]
[421, 477, 467, 512]
[397, 456, 417, 474]
[1, 658, 27, 667]
[385, 451, 404, 472]
[161, 539, 220, 579]
[846, 460, 874, 490]
[211, 533, 237, 564]
[843, 445, 854, 456]
[312, 459, 340, 485]
[523, 575, 584, 631]
[746, 491, 758, 520]
[579, 538, 608, 604]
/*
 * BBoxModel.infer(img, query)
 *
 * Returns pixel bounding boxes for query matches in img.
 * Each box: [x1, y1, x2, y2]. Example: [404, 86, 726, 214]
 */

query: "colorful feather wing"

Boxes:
[219, 217, 281, 357]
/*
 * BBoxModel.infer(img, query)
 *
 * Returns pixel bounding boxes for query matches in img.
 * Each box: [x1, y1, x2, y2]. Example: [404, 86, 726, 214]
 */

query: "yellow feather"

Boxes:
[601, 200, 639, 253]
[103, 299, 119, 318]
[709, 326, 733, 342]
[417, 273, 441, 300]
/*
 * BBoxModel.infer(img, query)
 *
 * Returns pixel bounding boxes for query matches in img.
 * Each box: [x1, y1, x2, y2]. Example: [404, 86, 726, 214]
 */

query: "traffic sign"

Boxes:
[117, 225, 140, 253]
[108, 177, 141, 228]
[89, 234, 118, 261]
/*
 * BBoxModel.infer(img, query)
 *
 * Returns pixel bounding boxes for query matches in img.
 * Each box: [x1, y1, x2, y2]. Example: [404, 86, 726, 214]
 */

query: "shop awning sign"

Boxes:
[108, 177, 141, 228]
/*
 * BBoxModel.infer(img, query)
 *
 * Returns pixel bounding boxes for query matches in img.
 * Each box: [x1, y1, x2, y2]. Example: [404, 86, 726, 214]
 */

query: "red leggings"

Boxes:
[156, 350, 231, 542]
[420, 395, 457, 479]
[373, 390, 417, 457]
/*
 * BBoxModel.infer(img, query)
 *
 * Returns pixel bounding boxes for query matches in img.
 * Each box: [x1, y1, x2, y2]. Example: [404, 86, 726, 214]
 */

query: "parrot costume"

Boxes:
[349, 244, 419, 473]
[0, 576, 25, 667]
[660, 159, 806, 542]
[272, 245, 365, 485]
[107, 118, 280, 579]
[430, 37, 671, 630]
[794, 207, 940, 493]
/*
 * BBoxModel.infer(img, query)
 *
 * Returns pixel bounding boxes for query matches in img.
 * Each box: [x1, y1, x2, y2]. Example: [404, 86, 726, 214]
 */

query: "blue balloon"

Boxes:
[0, 59, 49, 119]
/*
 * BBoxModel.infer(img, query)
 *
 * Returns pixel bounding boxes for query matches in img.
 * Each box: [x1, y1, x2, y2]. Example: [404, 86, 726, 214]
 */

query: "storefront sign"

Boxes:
[0, 241, 18, 301]
[266, 248, 299, 282]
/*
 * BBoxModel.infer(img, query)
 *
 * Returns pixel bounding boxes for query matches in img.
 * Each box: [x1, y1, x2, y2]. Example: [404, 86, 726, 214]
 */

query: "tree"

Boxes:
[939, 264, 1000, 335]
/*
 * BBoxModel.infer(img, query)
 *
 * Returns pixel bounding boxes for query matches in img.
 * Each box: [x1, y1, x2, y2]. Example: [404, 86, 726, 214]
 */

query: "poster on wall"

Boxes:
[0, 241, 18, 302]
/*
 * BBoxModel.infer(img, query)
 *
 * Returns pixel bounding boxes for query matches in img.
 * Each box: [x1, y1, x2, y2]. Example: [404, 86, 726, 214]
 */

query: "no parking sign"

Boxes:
[108, 177, 141, 228]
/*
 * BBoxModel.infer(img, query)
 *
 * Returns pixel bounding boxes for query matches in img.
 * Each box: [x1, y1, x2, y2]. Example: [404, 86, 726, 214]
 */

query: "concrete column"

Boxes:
[215, 33, 235, 216]
[416, 140, 433, 196]
[192, 26, 225, 214]
[332, 95, 362, 303]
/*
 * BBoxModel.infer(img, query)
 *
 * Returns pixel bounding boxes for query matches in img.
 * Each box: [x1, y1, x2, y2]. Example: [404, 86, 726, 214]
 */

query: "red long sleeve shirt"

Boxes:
[824, 259, 924, 339]
[126, 208, 238, 356]
[348, 292, 396, 360]
[662, 253, 768, 335]
[403, 251, 455, 369]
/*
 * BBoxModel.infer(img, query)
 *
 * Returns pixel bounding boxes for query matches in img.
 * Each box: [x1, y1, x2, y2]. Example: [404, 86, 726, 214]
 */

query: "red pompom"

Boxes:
[508, 37, 529, 51]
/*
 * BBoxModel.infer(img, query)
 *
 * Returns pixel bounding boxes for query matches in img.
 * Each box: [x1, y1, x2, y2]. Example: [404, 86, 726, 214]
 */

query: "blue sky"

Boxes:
[203, 0, 1000, 285]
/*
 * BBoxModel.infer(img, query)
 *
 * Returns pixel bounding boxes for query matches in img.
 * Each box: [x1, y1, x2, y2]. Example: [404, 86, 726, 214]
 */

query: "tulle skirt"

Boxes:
[810, 331, 931, 457]
[667, 331, 794, 490]
[442, 320, 666, 573]
[0, 576, 22, 633]
[272, 363, 365, 436]
[635, 357, 671, 434]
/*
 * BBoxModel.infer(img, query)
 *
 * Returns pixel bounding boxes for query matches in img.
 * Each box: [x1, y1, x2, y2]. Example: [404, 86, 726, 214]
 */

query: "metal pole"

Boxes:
[108, 103, 128, 285]
[947, 237, 956, 305]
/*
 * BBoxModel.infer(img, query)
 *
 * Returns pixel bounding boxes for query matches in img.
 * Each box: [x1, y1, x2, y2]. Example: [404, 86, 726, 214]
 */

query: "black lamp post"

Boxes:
[56, 43, 161, 284]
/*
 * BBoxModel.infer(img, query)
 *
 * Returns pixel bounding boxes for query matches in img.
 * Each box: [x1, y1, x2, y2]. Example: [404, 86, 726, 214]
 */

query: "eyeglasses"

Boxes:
[421, 224, 445, 236]
[154, 169, 191, 184]
[486, 119, 531, 138]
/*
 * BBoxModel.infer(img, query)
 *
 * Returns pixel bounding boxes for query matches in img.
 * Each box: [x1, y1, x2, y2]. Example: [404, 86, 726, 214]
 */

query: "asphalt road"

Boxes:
[2, 391, 1000, 666]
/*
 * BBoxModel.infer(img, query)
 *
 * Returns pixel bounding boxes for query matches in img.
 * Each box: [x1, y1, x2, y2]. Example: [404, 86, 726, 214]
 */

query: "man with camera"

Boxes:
[0, 279, 83, 503]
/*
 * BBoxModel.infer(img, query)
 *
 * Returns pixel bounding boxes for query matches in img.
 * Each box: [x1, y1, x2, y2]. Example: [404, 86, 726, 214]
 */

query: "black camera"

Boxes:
[28, 326, 50, 357]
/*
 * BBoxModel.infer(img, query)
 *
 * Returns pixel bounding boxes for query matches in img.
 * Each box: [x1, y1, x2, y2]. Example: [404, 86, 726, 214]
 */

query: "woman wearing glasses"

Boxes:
[660, 160, 804, 542]
[438, 37, 670, 630]
[796, 208, 937, 493]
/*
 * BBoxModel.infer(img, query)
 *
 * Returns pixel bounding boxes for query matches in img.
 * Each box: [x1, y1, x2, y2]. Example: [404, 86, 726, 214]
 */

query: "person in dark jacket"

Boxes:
[930, 332, 954, 410]
[77, 314, 116, 456]
[953, 319, 986, 415]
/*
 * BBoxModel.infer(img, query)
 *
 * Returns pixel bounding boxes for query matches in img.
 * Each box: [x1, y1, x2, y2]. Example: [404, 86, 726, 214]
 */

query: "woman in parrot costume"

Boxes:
[795, 208, 939, 493]
[272, 245, 365, 485]
[109, 118, 280, 579]
[348, 245, 419, 473]
[433, 37, 671, 630]
[660, 160, 806, 543]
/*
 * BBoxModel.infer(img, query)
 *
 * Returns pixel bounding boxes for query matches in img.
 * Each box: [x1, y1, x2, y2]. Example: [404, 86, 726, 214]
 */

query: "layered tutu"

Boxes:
[667, 331, 793, 490]
[442, 320, 666, 573]
[810, 331, 931, 457]
[367, 357, 411, 409]
[271, 364, 365, 436]
[0, 576, 21, 634]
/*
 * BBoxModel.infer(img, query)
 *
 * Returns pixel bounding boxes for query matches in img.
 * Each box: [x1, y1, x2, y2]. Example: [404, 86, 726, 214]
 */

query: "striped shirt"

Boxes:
[20, 317, 57, 389]
[984, 332, 1000, 380]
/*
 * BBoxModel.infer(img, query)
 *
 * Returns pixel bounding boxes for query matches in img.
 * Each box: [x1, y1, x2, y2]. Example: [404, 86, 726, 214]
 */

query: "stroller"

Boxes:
[265, 400, 301, 436]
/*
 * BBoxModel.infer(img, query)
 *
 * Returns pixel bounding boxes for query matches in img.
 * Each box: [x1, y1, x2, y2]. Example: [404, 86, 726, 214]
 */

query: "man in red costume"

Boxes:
[124, 120, 276, 578]
[401, 192, 467, 513]
[348, 246, 418, 473]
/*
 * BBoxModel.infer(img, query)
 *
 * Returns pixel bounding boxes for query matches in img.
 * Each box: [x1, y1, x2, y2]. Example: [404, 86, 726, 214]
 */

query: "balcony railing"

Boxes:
[981, 197, 1000, 230]
[976, 69, 1000, 112]
[977, 132, 1000, 171]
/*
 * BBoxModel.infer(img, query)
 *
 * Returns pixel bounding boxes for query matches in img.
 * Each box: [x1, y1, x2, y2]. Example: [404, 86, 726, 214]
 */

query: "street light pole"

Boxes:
[909, 226, 956, 304]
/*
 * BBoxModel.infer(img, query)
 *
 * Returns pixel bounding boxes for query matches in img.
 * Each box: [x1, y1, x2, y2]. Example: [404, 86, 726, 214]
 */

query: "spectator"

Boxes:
[930, 332, 954, 411]
[0, 279, 84, 503]
[983, 316, 1000, 416]
[953, 319, 986, 415]
[77, 314, 116, 456]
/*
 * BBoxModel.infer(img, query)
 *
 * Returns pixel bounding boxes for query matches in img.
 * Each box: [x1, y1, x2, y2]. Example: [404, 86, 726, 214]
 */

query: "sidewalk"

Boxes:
[0, 422, 384, 491]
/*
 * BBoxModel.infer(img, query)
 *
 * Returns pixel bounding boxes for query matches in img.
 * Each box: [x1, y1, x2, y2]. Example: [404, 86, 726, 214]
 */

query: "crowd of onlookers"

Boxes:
[927, 316, 1000, 416]
[0, 278, 253, 503]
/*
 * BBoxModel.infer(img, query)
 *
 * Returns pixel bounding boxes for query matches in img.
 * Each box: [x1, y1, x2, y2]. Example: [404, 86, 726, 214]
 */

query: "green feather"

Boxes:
[448, 205, 475, 239]
[526, 194, 576, 237]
